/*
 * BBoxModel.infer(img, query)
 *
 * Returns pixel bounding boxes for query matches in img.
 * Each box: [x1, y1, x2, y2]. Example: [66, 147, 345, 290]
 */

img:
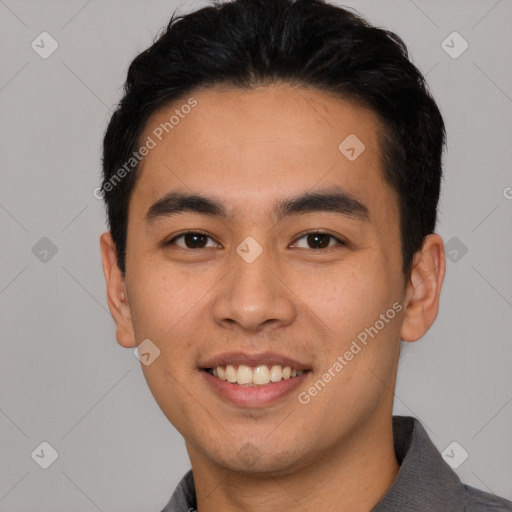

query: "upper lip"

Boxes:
[200, 351, 311, 371]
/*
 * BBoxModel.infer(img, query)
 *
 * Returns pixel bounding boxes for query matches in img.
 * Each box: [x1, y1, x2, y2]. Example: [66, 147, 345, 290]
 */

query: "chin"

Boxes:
[206, 439, 310, 477]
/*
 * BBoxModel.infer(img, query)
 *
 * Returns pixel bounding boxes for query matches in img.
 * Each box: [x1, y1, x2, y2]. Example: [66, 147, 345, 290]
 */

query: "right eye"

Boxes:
[166, 231, 220, 250]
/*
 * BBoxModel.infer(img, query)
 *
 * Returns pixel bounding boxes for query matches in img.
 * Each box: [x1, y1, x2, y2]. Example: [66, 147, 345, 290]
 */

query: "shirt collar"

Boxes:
[371, 416, 465, 511]
[161, 415, 466, 512]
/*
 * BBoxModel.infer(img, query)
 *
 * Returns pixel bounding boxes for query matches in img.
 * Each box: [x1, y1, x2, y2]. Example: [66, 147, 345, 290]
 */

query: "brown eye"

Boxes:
[292, 232, 345, 249]
[167, 232, 218, 249]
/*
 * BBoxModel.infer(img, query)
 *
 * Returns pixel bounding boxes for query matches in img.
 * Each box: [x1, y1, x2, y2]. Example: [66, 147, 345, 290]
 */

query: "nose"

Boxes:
[212, 247, 297, 334]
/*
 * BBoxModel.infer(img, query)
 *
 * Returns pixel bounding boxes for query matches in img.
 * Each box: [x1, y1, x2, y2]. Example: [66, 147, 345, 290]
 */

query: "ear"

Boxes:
[99, 231, 137, 348]
[400, 233, 446, 342]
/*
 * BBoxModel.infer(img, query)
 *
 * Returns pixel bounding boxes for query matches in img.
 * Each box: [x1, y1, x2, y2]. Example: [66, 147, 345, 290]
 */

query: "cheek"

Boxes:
[304, 265, 401, 424]
[296, 259, 391, 342]
[128, 267, 208, 432]
[296, 256, 402, 400]
[128, 264, 211, 341]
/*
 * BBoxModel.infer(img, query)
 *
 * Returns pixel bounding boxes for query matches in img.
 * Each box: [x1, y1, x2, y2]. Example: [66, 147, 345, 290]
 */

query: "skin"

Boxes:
[100, 84, 445, 512]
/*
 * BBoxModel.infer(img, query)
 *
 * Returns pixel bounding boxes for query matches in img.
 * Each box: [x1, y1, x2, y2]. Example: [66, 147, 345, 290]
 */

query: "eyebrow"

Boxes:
[145, 186, 370, 225]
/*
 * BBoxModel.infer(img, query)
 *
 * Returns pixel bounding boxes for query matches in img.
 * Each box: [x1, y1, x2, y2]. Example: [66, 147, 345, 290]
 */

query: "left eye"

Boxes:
[292, 232, 344, 249]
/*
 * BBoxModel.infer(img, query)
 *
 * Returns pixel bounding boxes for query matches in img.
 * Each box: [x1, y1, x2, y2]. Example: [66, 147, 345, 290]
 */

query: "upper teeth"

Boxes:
[209, 364, 304, 386]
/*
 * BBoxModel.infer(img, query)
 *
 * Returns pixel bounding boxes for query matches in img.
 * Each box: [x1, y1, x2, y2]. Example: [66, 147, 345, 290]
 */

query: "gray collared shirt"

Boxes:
[161, 415, 512, 511]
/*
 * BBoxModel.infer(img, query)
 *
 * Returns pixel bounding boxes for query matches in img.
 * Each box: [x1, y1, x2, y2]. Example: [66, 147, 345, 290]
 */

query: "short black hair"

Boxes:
[101, 0, 446, 278]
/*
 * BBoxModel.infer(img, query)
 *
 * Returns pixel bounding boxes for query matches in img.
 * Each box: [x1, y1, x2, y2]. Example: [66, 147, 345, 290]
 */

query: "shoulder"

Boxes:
[464, 484, 512, 511]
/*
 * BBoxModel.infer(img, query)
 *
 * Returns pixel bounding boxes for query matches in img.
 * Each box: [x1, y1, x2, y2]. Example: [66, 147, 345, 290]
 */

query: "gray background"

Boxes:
[1, 0, 511, 510]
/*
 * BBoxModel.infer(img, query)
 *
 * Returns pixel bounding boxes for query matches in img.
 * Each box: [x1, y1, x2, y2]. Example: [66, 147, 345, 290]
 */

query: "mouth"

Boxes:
[200, 356, 312, 407]
[199, 352, 312, 406]
[203, 364, 309, 386]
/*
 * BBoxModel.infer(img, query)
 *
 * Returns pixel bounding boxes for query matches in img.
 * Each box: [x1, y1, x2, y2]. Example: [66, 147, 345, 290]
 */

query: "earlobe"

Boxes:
[400, 234, 446, 342]
[99, 232, 137, 348]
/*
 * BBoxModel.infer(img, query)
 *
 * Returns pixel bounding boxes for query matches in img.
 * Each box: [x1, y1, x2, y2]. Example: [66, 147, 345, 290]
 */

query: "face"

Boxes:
[101, 85, 442, 477]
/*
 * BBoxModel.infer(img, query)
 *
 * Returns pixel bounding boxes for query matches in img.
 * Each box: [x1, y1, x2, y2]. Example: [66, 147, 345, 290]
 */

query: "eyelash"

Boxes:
[165, 230, 346, 251]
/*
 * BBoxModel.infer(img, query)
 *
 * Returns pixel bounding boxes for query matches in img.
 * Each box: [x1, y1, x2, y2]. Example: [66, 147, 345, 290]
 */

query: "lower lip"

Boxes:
[201, 369, 310, 407]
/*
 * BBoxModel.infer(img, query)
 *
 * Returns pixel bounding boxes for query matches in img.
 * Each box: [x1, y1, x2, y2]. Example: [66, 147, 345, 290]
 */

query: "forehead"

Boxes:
[131, 85, 395, 223]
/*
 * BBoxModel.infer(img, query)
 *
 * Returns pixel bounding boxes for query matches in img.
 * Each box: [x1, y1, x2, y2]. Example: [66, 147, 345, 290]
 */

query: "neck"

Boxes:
[187, 414, 399, 512]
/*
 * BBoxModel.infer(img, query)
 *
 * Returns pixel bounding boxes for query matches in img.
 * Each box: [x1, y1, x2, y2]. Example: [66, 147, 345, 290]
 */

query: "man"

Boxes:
[98, 0, 512, 510]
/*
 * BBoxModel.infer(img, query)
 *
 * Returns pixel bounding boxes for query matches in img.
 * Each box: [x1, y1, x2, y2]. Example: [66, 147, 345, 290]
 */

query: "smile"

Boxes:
[205, 364, 306, 386]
